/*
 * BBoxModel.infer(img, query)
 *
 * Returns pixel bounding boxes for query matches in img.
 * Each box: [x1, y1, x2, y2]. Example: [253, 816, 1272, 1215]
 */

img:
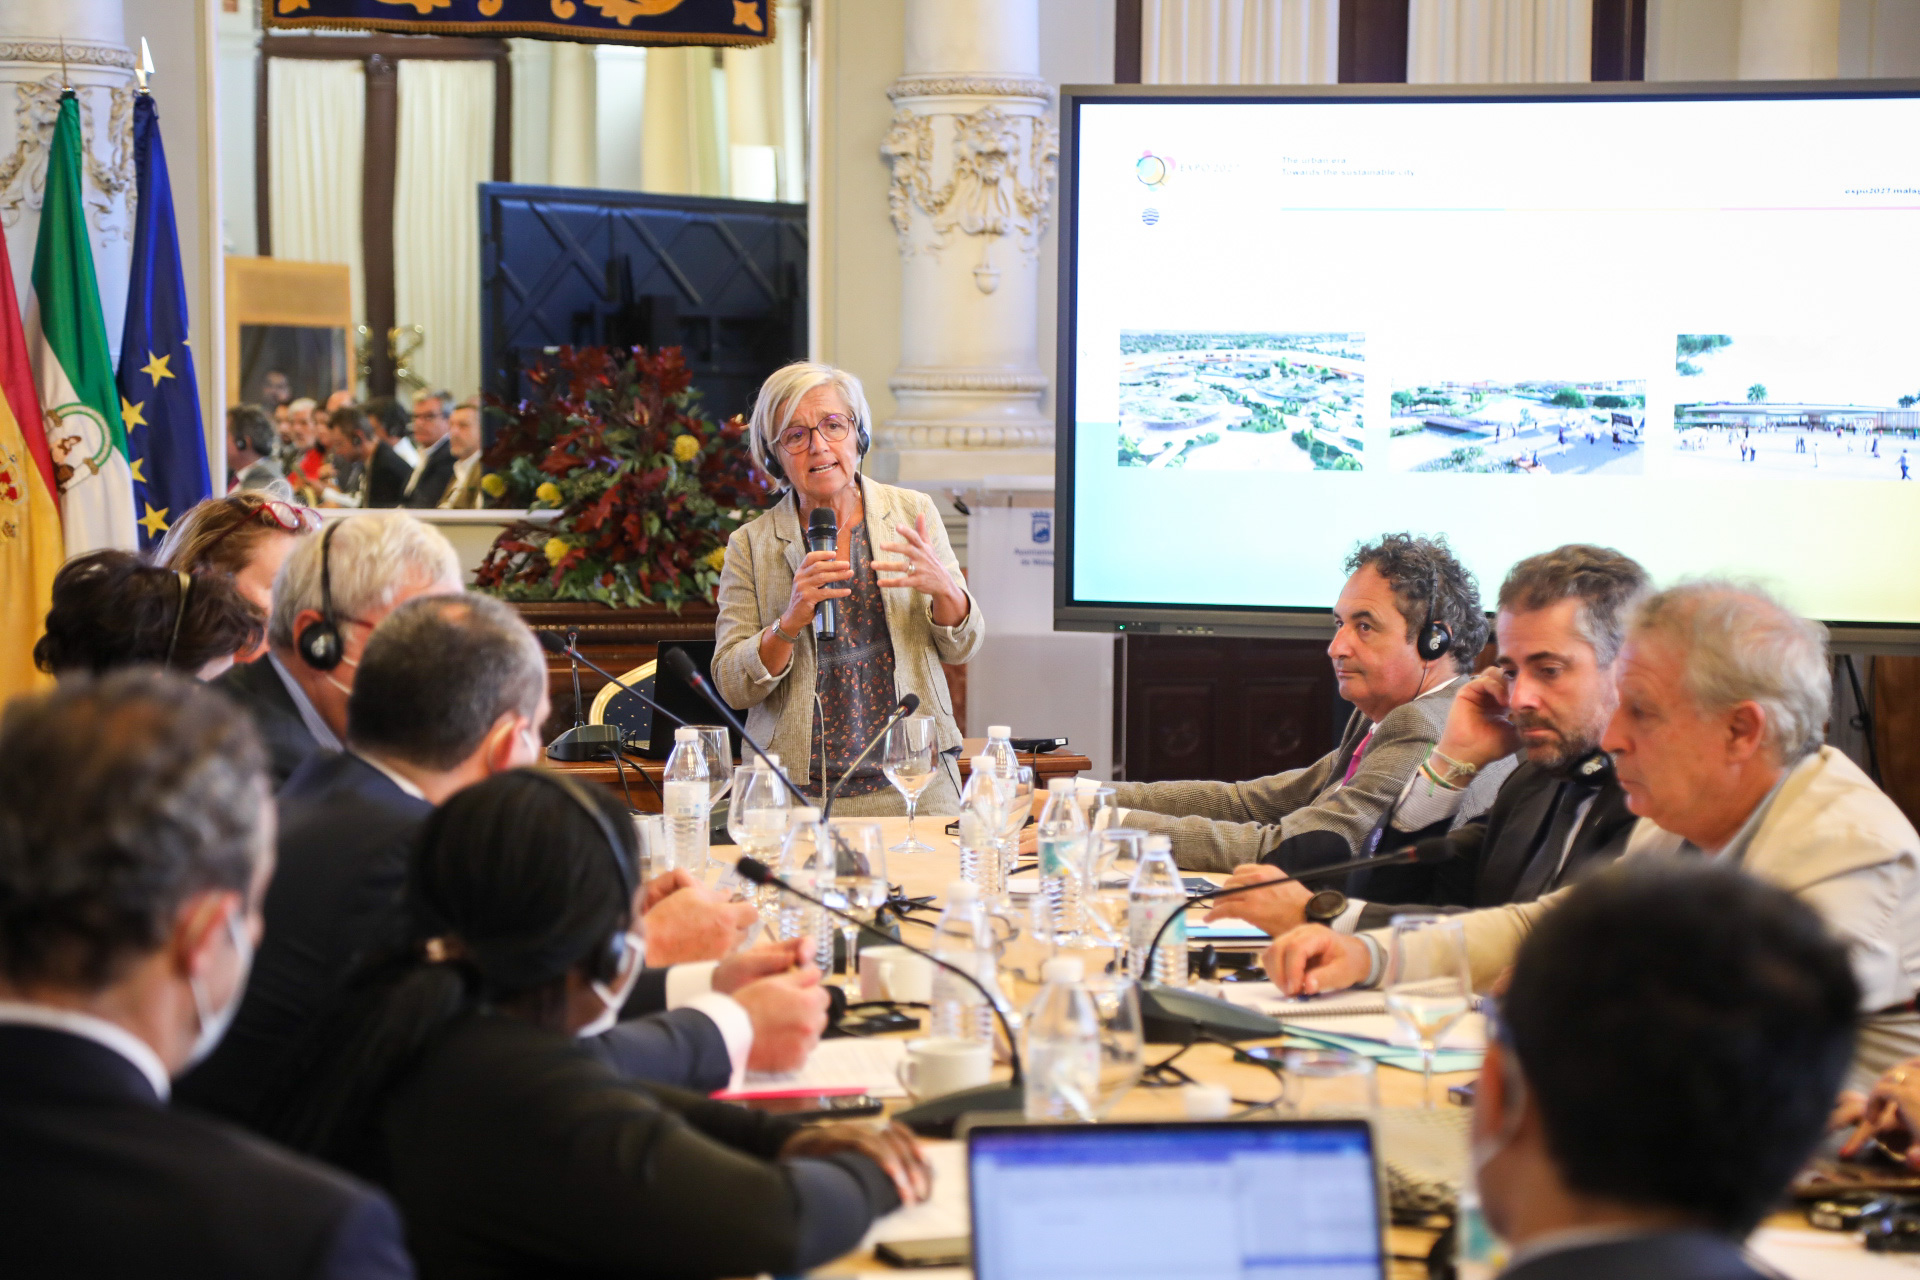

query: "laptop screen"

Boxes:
[969, 1121, 1384, 1280]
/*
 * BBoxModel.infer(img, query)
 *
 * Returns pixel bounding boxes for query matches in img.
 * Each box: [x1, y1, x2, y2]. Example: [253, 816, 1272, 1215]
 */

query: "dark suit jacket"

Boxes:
[363, 442, 414, 509]
[402, 437, 454, 509]
[1350, 762, 1637, 930]
[1499, 1230, 1769, 1280]
[375, 1014, 898, 1279]
[0, 1024, 413, 1280]
[177, 753, 732, 1129]
[214, 655, 325, 790]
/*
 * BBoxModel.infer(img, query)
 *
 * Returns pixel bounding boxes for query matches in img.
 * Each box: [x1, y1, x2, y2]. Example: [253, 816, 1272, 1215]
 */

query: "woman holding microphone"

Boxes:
[714, 362, 982, 816]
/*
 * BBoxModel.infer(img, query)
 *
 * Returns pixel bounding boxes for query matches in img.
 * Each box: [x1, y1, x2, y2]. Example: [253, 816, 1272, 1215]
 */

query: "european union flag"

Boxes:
[117, 91, 208, 551]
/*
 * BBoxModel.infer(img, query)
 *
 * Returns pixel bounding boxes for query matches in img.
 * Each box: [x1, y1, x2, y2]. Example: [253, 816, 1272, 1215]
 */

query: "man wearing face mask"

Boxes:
[179, 595, 827, 1128]
[214, 512, 464, 789]
[1469, 863, 1855, 1279]
[0, 671, 414, 1279]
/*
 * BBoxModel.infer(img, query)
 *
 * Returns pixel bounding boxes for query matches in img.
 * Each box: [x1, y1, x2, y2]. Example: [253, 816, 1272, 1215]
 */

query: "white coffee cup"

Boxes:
[897, 1037, 992, 1101]
[859, 945, 934, 1003]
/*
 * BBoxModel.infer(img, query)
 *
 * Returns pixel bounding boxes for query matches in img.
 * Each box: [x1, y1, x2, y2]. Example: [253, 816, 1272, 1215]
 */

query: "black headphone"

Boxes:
[164, 570, 192, 668]
[1416, 565, 1454, 663]
[296, 521, 344, 671]
[755, 403, 871, 480]
[531, 771, 638, 983]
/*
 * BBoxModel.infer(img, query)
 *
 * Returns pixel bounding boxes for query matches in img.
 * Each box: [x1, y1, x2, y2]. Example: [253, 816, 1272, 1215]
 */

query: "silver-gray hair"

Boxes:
[267, 512, 463, 649]
[1498, 544, 1651, 667]
[1629, 580, 1829, 765]
[746, 361, 873, 487]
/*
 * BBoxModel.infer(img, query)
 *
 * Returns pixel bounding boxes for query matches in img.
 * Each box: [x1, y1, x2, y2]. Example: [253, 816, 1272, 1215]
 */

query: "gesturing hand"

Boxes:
[1433, 665, 1519, 770]
[874, 513, 968, 626]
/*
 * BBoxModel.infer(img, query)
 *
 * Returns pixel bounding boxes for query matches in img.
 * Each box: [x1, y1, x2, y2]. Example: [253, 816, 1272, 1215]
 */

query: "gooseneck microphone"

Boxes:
[663, 647, 812, 809]
[736, 855, 1025, 1135]
[806, 507, 839, 641]
[536, 632, 686, 761]
[821, 692, 920, 822]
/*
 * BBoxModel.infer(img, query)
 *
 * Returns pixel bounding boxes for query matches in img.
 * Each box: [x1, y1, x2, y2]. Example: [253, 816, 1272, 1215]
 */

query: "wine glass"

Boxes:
[1384, 913, 1473, 1108]
[727, 763, 789, 931]
[990, 764, 1035, 896]
[1089, 828, 1147, 957]
[1084, 973, 1145, 1117]
[695, 726, 733, 807]
[882, 715, 938, 853]
[828, 820, 888, 979]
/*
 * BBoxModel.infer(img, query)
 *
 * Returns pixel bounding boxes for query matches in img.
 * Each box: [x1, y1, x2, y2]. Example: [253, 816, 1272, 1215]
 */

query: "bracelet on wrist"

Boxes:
[1423, 746, 1478, 790]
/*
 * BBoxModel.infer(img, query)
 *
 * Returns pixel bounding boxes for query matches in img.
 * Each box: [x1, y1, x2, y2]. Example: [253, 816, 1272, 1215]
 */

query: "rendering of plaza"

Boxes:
[1387, 379, 1646, 475]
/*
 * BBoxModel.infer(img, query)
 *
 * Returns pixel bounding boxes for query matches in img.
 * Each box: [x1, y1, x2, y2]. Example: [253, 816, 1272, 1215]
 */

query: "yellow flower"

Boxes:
[479, 472, 506, 498]
[543, 537, 571, 565]
[673, 434, 701, 463]
[534, 481, 562, 506]
[705, 546, 726, 571]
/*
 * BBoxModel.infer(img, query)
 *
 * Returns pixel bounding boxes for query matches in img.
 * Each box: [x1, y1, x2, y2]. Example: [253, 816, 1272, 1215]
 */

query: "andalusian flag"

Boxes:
[26, 92, 135, 554]
[0, 229, 63, 703]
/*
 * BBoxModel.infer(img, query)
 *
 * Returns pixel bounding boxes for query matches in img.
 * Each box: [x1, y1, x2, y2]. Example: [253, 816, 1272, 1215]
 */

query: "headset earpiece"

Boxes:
[1416, 564, 1454, 663]
[296, 521, 345, 671]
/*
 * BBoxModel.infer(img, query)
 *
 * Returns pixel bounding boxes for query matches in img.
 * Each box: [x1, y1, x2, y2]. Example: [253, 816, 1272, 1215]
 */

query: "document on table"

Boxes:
[862, 1140, 969, 1247]
[1749, 1227, 1920, 1278]
[716, 1037, 909, 1099]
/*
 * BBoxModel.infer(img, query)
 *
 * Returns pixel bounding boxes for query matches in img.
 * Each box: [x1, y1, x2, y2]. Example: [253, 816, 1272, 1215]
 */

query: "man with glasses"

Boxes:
[402, 390, 457, 509]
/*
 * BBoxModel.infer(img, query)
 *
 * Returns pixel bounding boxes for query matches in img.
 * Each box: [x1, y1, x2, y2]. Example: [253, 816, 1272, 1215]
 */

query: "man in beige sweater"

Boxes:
[1266, 580, 1920, 1088]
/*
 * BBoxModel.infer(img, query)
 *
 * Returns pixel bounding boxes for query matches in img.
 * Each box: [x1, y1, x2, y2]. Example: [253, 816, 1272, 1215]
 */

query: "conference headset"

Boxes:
[296, 521, 345, 671]
[529, 770, 637, 983]
[1416, 564, 1454, 663]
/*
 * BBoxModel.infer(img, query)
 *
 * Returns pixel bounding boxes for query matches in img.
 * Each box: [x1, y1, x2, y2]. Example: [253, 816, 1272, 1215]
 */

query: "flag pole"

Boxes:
[136, 37, 154, 95]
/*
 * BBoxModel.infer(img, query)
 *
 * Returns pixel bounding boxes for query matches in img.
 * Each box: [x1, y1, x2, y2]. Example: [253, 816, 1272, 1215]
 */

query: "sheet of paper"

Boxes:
[718, 1036, 909, 1099]
[862, 1140, 970, 1247]
[1216, 982, 1388, 1015]
[1749, 1227, 1920, 1278]
[1287, 1012, 1487, 1052]
[1187, 919, 1271, 942]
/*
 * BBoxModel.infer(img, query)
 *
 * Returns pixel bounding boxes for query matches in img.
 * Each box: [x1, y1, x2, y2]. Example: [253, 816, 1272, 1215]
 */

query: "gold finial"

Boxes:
[58, 36, 71, 92]
[137, 38, 154, 93]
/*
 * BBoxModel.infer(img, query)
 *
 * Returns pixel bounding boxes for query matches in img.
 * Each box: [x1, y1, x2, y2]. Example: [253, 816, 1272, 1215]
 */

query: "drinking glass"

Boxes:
[1282, 1048, 1379, 1116]
[728, 765, 790, 931]
[882, 715, 938, 853]
[1089, 828, 1147, 957]
[1084, 786, 1118, 838]
[694, 726, 733, 803]
[1084, 973, 1145, 1117]
[828, 820, 889, 978]
[1384, 913, 1473, 1108]
[631, 814, 665, 885]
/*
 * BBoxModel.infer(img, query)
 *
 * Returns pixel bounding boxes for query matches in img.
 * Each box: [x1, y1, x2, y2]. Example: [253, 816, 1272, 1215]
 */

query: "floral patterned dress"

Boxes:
[812, 521, 897, 799]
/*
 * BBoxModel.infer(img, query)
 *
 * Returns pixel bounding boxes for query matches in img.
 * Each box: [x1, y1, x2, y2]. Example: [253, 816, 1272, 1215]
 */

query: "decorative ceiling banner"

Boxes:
[263, 0, 775, 47]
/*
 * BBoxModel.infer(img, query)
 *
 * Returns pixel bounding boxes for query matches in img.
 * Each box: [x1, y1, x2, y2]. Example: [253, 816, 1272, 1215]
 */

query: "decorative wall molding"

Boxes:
[877, 421, 1053, 450]
[0, 41, 136, 70]
[889, 369, 1050, 393]
[0, 76, 135, 241]
[886, 73, 1053, 101]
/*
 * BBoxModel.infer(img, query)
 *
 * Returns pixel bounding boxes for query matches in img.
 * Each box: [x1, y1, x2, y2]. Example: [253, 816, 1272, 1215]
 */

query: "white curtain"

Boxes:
[269, 58, 367, 328]
[642, 48, 726, 196]
[1142, 0, 1341, 85]
[393, 60, 495, 401]
[1408, 0, 1593, 83]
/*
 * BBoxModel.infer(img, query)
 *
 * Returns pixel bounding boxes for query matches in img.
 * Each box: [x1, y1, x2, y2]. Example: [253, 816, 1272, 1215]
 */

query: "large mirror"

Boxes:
[224, 257, 354, 407]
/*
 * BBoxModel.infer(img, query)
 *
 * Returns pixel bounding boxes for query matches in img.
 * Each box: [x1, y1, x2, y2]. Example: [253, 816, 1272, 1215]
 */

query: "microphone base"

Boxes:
[893, 1083, 1028, 1138]
[546, 724, 623, 762]
[1140, 984, 1284, 1044]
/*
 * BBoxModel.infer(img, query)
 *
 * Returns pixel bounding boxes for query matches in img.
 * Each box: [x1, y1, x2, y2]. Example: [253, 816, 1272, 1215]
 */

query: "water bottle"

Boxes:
[1035, 778, 1088, 943]
[957, 755, 1006, 896]
[982, 724, 1020, 780]
[1453, 1183, 1507, 1280]
[662, 726, 710, 874]
[1023, 955, 1102, 1122]
[929, 879, 1002, 1046]
[1129, 834, 1188, 986]
[777, 806, 833, 972]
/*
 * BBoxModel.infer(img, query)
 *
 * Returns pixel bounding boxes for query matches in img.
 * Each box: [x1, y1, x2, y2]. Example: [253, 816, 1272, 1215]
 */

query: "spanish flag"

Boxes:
[0, 232, 63, 704]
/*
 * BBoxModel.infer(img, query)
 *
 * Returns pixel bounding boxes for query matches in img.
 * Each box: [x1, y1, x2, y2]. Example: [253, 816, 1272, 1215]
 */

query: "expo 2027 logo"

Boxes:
[1135, 151, 1174, 189]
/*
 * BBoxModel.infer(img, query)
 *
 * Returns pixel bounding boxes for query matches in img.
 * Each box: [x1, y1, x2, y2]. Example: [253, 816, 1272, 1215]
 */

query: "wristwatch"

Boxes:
[1304, 888, 1348, 927]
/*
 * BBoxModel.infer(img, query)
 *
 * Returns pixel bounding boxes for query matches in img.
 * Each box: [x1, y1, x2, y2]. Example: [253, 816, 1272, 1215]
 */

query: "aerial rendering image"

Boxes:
[1116, 332, 1365, 471]
[1672, 334, 1919, 482]
[1387, 379, 1646, 474]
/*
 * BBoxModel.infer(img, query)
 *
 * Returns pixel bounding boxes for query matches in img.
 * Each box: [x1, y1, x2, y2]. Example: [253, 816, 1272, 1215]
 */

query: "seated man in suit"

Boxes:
[1211, 545, 1647, 935]
[0, 670, 412, 1279]
[213, 511, 462, 788]
[1098, 533, 1511, 872]
[401, 390, 456, 509]
[1474, 863, 1856, 1280]
[179, 594, 826, 1125]
[328, 406, 409, 510]
[1268, 580, 1920, 1088]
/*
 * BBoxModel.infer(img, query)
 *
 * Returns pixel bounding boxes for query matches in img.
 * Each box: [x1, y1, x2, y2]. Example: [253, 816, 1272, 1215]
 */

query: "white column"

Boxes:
[880, 0, 1058, 481]
[1738, 0, 1840, 78]
[0, 0, 137, 361]
[1408, 0, 1593, 83]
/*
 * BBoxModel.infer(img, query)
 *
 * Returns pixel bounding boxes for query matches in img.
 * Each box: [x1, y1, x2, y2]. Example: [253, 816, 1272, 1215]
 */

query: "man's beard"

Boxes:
[1511, 710, 1599, 771]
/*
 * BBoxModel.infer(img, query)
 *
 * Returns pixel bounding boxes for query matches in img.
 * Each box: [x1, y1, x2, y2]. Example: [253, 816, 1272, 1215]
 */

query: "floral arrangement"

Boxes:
[472, 345, 772, 609]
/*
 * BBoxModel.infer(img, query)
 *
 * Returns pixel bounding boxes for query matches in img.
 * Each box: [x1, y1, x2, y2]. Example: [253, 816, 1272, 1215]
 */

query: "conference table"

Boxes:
[765, 816, 1855, 1280]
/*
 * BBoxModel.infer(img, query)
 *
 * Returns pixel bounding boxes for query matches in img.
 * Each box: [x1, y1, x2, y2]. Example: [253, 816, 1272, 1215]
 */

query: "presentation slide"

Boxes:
[1064, 90, 1920, 628]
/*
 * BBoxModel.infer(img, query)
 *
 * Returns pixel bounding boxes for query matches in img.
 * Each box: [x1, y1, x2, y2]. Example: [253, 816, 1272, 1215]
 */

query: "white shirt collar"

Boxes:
[268, 651, 343, 753]
[353, 750, 429, 801]
[0, 1001, 172, 1100]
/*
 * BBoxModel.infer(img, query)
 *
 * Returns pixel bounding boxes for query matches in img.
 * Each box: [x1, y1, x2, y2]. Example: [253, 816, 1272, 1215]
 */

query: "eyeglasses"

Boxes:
[777, 414, 855, 455]
[199, 496, 321, 558]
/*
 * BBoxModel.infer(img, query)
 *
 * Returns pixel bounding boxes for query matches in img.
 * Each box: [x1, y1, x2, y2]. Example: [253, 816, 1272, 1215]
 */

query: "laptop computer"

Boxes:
[968, 1120, 1387, 1280]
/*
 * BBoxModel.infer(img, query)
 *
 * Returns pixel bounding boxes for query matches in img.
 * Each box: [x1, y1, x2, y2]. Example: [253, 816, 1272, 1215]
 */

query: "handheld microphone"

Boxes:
[806, 507, 838, 641]
[821, 692, 920, 822]
[536, 632, 687, 756]
[735, 855, 1024, 1135]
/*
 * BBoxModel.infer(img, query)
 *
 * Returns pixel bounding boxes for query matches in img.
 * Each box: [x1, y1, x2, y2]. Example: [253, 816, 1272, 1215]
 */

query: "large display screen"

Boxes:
[1057, 85, 1920, 635]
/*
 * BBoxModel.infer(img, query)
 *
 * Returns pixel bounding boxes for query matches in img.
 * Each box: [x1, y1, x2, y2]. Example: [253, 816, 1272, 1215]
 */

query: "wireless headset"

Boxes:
[164, 571, 192, 668]
[531, 771, 638, 982]
[1416, 564, 1454, 663]
[296, 521, 344, 671]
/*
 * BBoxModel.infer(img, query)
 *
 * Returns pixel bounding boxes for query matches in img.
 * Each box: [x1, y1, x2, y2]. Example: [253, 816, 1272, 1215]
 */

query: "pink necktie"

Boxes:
[1340, 728, 1375, 786]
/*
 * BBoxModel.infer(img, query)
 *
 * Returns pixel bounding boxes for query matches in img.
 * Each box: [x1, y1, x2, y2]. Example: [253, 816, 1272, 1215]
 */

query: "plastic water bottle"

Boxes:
[957, 755, 1006, 897]
[662, 726, 710, 874]
[981, 724, 1020, 781]
[1036, 778, 1088, 944]
[1023, 955, 1102, 1122]
[929, 879, 1002, 1046]
[1453, 1183, 1507, 1280]
[1129, 834, 1188, 986]
[777, 807, 833, 972]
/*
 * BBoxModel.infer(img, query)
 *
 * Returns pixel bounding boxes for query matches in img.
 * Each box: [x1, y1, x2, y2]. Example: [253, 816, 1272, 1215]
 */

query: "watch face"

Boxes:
[1306, 888, 1346, 923]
